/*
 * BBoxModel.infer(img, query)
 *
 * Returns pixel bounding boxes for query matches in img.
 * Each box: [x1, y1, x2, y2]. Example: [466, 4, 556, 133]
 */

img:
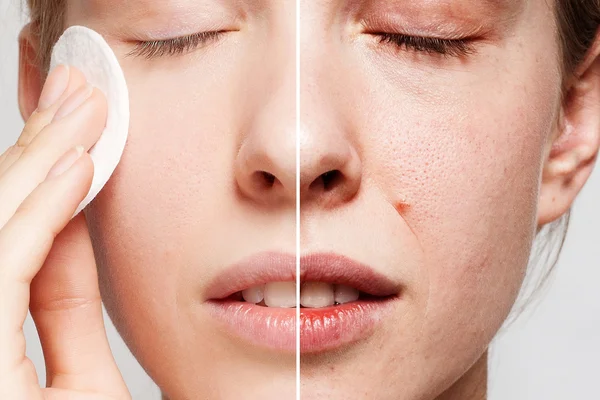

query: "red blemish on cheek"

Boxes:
[394, 194, 411, 213]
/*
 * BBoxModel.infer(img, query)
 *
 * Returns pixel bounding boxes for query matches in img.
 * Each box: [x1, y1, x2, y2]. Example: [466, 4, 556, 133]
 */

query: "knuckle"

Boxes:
[16, 126, 38, 148]
[30, 295, 99, 314]
[0, 357, 37, 395]
[2, 144, 24, 160]
[12, 202, 43, 233]
[20, 140, 39, 158]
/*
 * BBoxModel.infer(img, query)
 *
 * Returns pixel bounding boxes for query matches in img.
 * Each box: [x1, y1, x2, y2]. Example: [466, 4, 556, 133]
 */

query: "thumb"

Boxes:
[29, 213, 129, 397]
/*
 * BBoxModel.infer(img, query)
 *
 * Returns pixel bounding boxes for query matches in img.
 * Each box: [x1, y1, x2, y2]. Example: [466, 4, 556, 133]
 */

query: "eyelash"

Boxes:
[127, 30, 473, 60]
[374, 33, 476, 58]
[128, 31, 226, 59]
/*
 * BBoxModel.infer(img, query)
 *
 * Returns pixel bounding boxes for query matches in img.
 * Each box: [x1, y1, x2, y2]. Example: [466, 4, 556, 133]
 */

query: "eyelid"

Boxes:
[373, 32, 477, 57]
[127, 30, 228, 59]
[357, 16, 480, 58]
[358, 14, 485, 41]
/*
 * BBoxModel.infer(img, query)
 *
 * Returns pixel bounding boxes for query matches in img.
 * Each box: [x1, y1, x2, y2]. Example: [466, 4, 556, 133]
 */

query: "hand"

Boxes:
[0, 64, 130, 400]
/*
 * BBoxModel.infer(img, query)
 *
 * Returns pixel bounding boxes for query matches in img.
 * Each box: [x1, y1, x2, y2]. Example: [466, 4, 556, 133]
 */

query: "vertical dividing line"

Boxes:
[295, 0, 301, 399]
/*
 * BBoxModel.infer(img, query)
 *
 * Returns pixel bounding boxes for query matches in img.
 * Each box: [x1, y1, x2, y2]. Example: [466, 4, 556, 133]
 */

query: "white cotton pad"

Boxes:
[49, 26, 130, 219]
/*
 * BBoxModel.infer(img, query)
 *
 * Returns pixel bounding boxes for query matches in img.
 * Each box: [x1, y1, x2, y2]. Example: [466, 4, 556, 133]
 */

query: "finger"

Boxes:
[0, 66, 87, 177]
[0, 357, 41, 400]
[0, 150, 92, 377]
[17, 66, 87, 147]
[30, 214, 129, 397]
[0, 87, 107, 228]
[0, 145, 20, 169]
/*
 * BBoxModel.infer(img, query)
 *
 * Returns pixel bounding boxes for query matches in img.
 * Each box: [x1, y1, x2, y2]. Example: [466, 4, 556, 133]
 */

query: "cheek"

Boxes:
[83, 59, 242, 348]
[360, 43, 562, 339]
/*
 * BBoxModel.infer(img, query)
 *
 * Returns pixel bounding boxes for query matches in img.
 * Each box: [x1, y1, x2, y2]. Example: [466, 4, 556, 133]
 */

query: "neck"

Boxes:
[437, 351, 488, 400]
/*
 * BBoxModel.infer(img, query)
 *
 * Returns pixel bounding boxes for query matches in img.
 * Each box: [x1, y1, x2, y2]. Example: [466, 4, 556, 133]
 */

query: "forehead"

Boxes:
[78, 0, 524, 14]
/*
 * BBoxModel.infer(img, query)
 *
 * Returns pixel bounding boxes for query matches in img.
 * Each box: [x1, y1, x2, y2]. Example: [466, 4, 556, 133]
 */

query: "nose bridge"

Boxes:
[299, 26, 362, 206]
[234, 25, 297, 206]
[252, 66, 297, 187]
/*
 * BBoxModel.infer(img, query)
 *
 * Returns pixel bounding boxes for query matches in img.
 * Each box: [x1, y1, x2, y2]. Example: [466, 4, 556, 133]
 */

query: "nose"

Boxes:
[299, 127, 362, 208]
[234, 32, 296, 208]
[299, 44, 362, 209]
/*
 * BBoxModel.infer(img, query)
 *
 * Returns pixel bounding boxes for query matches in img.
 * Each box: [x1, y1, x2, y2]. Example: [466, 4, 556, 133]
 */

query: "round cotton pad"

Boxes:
[49, 26, 130, 218]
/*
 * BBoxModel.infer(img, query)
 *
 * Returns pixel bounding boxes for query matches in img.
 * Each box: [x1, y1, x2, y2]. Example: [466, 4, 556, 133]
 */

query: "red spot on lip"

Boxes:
[206, 296, 400, 353]
[203, 251, 403, 352]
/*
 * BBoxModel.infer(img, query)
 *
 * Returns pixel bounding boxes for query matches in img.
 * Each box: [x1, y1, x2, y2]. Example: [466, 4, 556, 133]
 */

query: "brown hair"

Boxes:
[26, 0, 65, 74]
[557, 0, 600, 77]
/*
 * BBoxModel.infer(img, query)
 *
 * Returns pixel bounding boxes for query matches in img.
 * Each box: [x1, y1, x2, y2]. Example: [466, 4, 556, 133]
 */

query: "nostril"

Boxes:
[322, 170, 341, 190]
[254, 171, 276, 188]
[310, 170, 342, 192]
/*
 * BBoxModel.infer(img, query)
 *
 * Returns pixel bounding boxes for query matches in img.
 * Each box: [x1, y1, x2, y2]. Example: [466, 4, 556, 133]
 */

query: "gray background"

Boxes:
[1, 1, 599, 399]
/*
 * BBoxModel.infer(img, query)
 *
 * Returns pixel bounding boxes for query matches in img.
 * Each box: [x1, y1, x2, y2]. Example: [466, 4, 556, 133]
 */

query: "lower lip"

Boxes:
[206, 297, 397, 353]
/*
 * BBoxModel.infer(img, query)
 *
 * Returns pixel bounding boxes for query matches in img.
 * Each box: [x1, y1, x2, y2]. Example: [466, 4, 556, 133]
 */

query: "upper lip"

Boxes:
[204, 252, 401, 300]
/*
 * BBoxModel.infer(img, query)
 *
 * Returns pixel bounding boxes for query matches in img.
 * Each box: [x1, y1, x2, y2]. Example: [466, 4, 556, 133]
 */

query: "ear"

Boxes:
[18, 23, 43, 121]
[537, 31, 600, 227]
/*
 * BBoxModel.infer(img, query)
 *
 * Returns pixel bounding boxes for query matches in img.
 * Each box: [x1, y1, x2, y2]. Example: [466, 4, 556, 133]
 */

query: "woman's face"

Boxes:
[65, 0, 563, 399]
[69, 1, 297, 399]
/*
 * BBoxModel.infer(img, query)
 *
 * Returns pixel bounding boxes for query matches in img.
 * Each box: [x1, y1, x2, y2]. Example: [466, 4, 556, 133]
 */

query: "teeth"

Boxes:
[242, 285, 264, 304]
[239, 282, 362, 308]
[300, 282, 334, 308]
[264, 282, 296, 308]
[334, 284, 360, 304]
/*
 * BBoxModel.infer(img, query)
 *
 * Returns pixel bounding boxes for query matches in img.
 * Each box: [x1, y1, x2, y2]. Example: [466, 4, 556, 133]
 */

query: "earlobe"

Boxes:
[18, 23, 43, 122]
[537, 31, 600, 227]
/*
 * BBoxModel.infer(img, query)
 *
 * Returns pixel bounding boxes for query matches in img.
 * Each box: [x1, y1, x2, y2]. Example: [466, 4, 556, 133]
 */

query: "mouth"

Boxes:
[204, 252, 401, 353]
[227, 281, 385, 308]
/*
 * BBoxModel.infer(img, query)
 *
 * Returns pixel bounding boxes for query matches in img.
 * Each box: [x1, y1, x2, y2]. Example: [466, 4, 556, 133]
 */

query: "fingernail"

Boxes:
[53, 84, 94, 121]
[47, 145, 85, 179]
[38, 64, 70, 111]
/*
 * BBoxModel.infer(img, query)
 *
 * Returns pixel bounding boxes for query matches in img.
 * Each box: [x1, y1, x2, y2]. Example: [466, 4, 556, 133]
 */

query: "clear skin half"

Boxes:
[80, 1, 297, 399]
[17, 1, 600, 400]
[21, 1, 297, 399]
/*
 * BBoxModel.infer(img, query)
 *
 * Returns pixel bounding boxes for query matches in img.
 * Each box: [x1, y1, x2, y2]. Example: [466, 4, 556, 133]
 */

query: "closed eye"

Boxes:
[373, 32, 476, 58]
[127, 31, 227, 59]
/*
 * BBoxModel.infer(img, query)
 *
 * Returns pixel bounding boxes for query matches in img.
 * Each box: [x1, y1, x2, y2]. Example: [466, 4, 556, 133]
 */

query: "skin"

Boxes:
[71, 1, 297, 399]
[1, 64, 128, 399]
[17, 1, 297, 399]
[300, 0, 600, 399]
[11, 0, 600, 399]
